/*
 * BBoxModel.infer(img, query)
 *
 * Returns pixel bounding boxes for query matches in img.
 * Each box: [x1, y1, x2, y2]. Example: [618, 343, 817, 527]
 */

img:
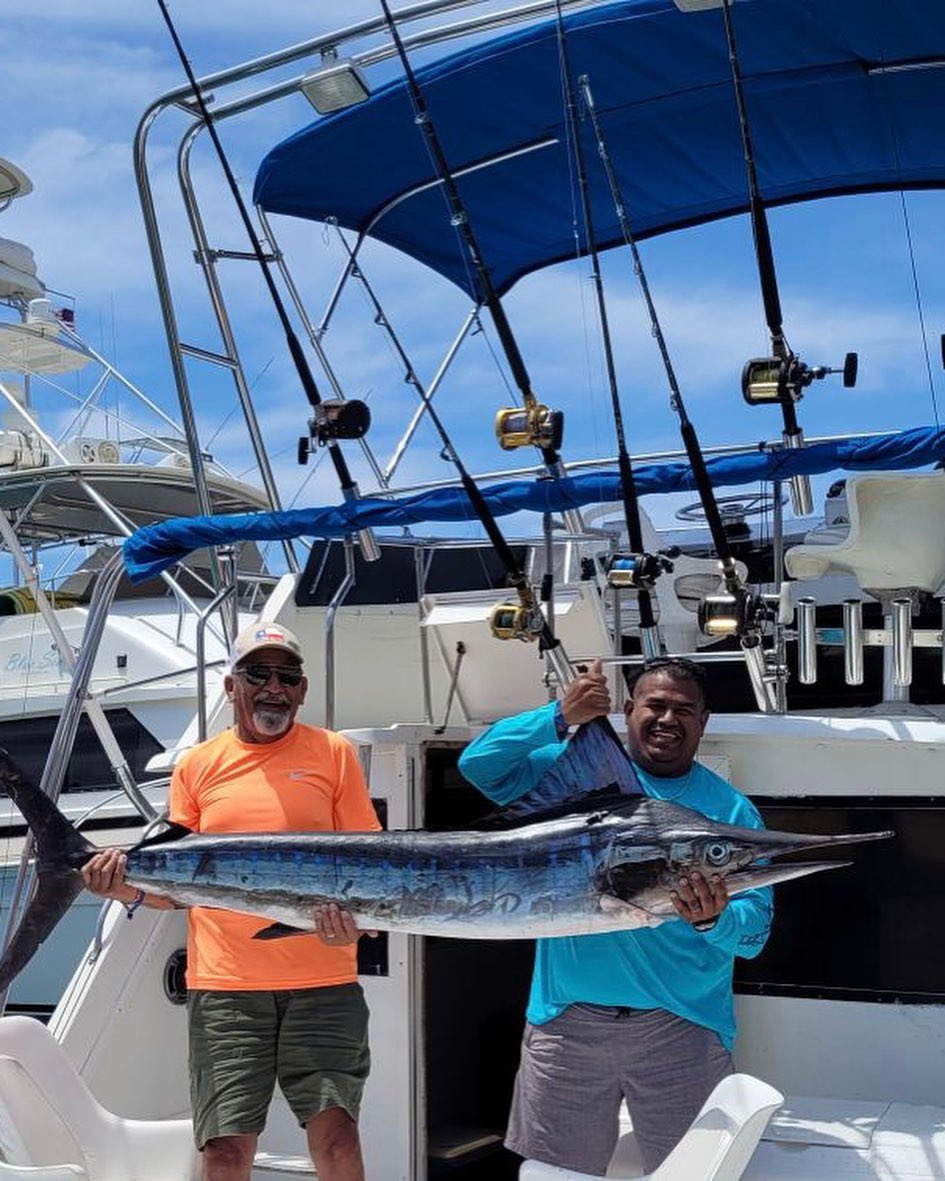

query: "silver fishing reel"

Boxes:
[606, 551, 675, 590]
[741, 352, 857, 405]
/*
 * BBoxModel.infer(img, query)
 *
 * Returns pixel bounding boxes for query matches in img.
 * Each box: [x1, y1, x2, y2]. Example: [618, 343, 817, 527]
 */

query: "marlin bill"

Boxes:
[0, 738, 890, 990]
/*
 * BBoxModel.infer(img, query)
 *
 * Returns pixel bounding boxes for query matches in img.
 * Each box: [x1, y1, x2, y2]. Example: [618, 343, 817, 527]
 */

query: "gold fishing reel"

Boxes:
[494, 404, 564, 452]
[488, 601, 545, 642]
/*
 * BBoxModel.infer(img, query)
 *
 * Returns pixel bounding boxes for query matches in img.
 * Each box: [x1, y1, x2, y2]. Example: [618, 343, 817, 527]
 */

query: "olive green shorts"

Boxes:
[187, 984, 370, 1149]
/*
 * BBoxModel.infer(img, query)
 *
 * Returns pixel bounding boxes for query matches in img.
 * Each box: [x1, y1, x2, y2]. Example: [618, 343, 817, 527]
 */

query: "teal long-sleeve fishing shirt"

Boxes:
[457, 701, 772, 1050]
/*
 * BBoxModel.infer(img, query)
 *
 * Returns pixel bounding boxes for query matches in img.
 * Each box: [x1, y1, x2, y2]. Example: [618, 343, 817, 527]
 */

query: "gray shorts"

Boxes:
[506, 1004, 732, 1175]
[188, 984, 370, 1149]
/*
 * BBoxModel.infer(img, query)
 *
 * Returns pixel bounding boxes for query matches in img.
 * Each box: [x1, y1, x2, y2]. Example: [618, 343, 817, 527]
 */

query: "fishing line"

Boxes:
[152, 0, 380, 562]
[578, 79, 741, 593]
[897, 190, 941, 430]
[376, 0, 580, 532]
[553, 0, 663, 656]
[717, 0, 856, 515]
[868, 22, 941, 430]
[578, 74, 776, 711]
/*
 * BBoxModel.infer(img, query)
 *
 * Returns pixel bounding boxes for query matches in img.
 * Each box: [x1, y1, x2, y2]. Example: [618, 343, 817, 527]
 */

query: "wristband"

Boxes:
[125, 889, 146, 919]
[553, 699, 569, 740]
[692, 916, 718, 933]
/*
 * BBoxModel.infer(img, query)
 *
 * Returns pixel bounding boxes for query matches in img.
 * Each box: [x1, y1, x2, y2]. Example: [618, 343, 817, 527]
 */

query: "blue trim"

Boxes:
[122, 426, 945, 582]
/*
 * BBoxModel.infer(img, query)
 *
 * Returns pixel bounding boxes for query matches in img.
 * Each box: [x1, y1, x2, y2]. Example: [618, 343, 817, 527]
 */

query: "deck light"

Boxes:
[301, 51, 371, 114]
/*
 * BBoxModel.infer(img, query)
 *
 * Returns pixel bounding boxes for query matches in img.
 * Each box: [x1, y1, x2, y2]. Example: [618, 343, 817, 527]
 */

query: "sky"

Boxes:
[2, 0, 944, 565]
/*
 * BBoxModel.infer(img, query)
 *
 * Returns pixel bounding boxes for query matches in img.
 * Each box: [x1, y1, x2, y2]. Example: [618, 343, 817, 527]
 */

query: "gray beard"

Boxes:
[253, 705, 291, 737]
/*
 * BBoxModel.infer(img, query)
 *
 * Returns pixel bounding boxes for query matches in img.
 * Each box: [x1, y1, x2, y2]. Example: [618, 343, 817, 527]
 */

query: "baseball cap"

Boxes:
[230, 622, 303, 668]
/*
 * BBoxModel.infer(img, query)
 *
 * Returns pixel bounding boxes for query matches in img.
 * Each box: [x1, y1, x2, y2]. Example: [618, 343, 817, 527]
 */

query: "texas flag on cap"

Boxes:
[230, 622, 303, 667]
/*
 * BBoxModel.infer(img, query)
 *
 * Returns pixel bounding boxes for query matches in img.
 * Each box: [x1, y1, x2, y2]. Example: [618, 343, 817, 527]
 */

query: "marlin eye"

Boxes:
[704, 841, 732, 867]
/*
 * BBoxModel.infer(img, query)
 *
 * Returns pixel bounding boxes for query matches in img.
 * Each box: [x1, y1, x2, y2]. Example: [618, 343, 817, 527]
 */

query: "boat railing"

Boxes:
[0, 539, 250, 1014]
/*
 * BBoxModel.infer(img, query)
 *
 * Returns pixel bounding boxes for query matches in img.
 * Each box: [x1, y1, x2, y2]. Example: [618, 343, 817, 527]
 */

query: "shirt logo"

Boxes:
[287, 769, 310, 781]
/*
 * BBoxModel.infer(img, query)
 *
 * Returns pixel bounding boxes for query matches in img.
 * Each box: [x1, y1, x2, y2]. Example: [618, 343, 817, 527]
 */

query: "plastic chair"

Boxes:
[0, 1016, 199, 1181]
[519, 1073, 784, 1181]
[784, 472, 945, 594]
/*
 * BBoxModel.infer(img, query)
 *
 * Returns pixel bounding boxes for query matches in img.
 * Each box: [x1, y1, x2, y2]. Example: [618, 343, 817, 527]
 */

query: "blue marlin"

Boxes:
[0, 727, 890, 989]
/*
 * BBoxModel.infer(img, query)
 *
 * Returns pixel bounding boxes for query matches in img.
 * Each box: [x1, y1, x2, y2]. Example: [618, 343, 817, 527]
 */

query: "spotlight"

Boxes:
[301, 51, 371, 114]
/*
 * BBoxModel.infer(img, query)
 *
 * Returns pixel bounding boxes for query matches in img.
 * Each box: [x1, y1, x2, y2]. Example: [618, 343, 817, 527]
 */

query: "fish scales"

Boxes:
[0, 739, 892, 985]
[124, 815, 619, 937]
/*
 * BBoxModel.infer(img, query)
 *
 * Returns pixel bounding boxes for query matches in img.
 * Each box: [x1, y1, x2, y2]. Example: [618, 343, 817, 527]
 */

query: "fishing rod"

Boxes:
[377, 0, 583, 537]
[154, 0, 381, 563]
[553, 2, 666, 661]
[718, 0, 856, 517]
[579, 75, 777, 712]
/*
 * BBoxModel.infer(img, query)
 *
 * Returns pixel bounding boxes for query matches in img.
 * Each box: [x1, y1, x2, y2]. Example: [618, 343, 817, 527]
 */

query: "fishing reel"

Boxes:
[698, 588, 756, 638]
[488, 600, 545, 642]
[298, 398, 371, 465]
[605, 551, 675, 591]
[697, 585, 786, 638]
[741, 352, 857, 406]
[495, 404, 564, 452]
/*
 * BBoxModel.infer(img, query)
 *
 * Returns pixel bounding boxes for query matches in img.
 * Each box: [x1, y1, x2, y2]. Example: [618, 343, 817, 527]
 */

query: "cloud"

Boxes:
[3, 1, 944, 548]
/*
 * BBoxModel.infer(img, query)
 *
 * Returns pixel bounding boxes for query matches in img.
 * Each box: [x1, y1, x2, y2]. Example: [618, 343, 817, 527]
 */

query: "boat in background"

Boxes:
[0, 156, 276, 1015]
[1, 3, 945, 1180]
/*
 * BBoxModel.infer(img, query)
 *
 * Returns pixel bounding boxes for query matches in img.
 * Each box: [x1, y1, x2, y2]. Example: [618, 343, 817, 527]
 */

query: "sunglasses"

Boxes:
[236, 664, 304, 688]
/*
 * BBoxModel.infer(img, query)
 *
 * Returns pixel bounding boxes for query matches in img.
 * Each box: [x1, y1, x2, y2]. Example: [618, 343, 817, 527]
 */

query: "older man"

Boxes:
[83, 622, 380, 1181]
[458, 656, 772, 1176]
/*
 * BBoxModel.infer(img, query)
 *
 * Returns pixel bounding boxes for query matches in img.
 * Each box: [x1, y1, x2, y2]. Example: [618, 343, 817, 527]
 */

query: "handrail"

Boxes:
[0, 551, 139, 1014]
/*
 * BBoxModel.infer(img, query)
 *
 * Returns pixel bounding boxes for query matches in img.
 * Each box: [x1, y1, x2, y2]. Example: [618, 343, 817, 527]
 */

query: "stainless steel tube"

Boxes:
[797, 597, 817, 684]
[892, 598, 913, 687]
[843, 599, 864, 686]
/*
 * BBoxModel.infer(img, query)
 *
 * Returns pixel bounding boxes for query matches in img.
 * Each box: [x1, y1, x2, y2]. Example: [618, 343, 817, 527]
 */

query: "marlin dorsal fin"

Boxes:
[477, 719, 642, 828]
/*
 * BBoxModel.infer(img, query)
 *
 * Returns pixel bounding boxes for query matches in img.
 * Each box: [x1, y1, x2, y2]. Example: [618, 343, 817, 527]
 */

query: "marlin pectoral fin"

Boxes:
[253, 921, 311, 940]
[599, 894, 671, 927]
[132, 822, 195, 851]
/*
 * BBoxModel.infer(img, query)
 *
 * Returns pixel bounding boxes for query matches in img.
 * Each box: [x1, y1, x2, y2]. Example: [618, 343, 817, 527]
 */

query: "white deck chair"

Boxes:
[784, 471, 945, 594]
[519, 1073, 784, 1181]
[0, 1016, 199, 1181]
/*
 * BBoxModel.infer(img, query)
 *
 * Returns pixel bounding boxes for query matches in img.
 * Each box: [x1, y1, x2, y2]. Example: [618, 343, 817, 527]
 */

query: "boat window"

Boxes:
[296, 541, 528, 607]
[0, 709, 162, 794]
[736, 799, 944, 1003]
[423, 745, 530, 1180]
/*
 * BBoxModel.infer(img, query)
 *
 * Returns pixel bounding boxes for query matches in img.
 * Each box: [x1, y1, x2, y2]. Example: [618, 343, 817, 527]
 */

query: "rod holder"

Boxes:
[796, 597, 817, 684]
[941, 598, 945, 686]
[892, 598, 913, 687]
[741, 636, 777, 713]
[783, 430, 814, 517]
[640, 626, 662, 661]
[842, 599, 864, 686]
